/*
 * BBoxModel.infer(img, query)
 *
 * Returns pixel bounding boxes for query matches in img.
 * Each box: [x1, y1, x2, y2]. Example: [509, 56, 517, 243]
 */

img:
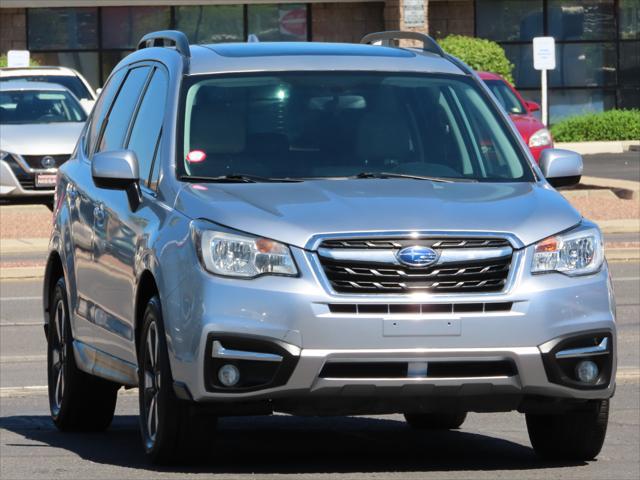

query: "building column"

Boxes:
[384, 0, 429, 41]
[0, 8, 27, 54]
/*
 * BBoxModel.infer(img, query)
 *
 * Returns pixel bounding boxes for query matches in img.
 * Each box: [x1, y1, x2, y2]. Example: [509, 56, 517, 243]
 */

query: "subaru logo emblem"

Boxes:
[41, 156, 56, 169]
[397, 246, 439, 267]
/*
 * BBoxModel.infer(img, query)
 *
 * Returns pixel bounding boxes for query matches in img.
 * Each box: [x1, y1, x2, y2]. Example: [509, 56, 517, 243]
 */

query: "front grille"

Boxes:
[320, 238, 511, 249]
[327, 302, 513, 315]
[318, 237, 513, 294]
[21, 154, 68, 170]
[319, 360, 517, 379]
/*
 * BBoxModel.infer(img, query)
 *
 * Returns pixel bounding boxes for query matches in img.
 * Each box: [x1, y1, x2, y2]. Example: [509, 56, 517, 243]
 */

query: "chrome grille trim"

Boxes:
[317, 246, 512, 265]
[311, 233, 517, 296]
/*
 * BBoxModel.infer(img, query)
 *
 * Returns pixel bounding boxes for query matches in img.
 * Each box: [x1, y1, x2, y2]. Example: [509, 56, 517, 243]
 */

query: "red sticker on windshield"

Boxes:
[186, 150, 207, 163]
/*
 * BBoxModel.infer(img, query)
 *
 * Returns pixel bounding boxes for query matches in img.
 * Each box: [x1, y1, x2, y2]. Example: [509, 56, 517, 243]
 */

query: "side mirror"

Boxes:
[92, 150, 142, 209]
[525, 100, 540, 112]
[539, 148, 583, 188]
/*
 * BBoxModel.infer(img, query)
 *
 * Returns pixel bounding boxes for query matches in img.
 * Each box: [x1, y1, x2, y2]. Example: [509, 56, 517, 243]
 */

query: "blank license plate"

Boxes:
[36, 174, 57, 187]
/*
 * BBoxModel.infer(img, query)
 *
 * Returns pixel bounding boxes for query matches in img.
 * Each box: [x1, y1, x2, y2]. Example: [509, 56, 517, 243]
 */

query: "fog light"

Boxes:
[218, 364, 240, 387]
[575, 360, 599, 384]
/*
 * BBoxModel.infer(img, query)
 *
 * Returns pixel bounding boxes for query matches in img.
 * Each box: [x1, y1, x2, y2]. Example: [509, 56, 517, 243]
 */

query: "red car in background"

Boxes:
[478, 71, 553, 162]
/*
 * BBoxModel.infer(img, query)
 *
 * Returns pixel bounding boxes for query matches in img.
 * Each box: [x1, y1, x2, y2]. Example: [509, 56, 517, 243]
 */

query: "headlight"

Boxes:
[531, 224, 604, 276]
[529, 128, 552, 147]
[192, 222, 297, 278]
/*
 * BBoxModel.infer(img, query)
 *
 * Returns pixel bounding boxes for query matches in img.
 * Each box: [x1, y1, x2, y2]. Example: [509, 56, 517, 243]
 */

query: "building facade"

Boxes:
[1, 0, 638, 123]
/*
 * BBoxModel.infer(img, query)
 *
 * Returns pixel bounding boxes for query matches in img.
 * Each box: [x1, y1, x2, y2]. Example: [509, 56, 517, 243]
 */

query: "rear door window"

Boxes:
[125, 67, 168, 187]
[97, 66, 151, 153]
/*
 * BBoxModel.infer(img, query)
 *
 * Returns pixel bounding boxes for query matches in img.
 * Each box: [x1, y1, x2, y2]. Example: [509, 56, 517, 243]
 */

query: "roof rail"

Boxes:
[137, 30, 191, 59]
[360, 31, 445, 58]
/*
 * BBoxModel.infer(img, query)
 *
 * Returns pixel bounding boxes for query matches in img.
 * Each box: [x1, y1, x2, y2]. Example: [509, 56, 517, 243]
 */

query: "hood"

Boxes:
[509, 114, 546, 141]
[0, 123, 84, 155]
[175, 179, 581, 249]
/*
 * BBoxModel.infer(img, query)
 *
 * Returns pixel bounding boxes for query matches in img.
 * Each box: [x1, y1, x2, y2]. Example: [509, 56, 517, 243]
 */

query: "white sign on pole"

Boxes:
[403, 0, 425, 28]
[533, 37, 556, 70]
[532, 37, 556, 126]
[7, 50, 30, 68]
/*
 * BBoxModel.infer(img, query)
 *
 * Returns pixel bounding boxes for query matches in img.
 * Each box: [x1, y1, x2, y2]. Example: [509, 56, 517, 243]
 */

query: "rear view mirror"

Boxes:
[539, 149, 583, 188]
[92, 149, 142, 210]
[525, 100, 540, 112]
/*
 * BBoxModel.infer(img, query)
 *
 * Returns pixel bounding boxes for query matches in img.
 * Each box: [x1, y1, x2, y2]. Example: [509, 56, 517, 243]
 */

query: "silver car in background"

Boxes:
[44, 30, 616, 464]
[0, 81, 86, 200]
[0, 66, 97, 113]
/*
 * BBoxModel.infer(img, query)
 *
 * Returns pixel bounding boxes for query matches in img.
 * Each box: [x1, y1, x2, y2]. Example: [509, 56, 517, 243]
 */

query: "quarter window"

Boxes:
[85, 68, 126, 156]
[97, 66, 151, 153]
[126, 68, 168, 187]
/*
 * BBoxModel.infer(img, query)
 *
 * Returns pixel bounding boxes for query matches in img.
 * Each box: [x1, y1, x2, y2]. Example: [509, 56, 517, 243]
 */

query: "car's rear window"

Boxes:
[0, 89, 87, 124]
[483, 79, 526, 115]
[0, 75, 92, 101]
[179, 72, 534, 182]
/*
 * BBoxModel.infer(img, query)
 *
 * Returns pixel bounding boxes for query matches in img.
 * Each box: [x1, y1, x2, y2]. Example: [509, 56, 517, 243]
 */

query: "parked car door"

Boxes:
[68, 68, 127, 345]
[88, 64, 168, 363]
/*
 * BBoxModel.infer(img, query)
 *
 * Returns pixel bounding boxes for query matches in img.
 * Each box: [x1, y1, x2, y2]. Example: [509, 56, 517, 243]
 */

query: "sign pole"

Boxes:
[541, 69, 548, 126]
[533, 36, 555, 127]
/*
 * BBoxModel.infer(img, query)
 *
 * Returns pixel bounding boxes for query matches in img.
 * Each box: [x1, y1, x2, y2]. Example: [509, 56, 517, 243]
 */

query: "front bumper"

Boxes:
[0, 160, 55, 197]
[164, 243, 616, 410]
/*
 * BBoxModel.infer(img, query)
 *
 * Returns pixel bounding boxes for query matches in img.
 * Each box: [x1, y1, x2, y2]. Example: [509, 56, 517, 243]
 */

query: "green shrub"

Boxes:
[550, 109, 640, 142]
[439, 35, 514, 84]
[0, 54, 40, 68]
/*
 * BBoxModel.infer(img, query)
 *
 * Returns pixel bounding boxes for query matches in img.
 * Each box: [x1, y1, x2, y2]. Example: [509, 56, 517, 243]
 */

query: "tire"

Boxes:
[47, 277, 119, 431]
[138, 296, 217, 464]
[404, 411, 467, 430]
[526, 399, 609, 460]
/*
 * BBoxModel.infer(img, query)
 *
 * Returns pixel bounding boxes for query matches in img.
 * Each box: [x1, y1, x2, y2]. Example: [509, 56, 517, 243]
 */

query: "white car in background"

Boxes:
[0, 81, 87, 201]
[0, 66, 97, 113]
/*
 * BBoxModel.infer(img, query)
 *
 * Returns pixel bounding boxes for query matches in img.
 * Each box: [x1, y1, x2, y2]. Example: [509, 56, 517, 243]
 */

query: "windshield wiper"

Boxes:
[351, 172, 461, 183]
[180, 174, 302, 183]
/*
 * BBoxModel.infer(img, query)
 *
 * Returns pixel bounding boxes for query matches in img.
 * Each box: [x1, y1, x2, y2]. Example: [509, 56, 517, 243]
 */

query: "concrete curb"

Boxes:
[556, 141, 640, 154]
[0, 238, 49, 254]
[580, 176, 640, 201]
[0, 266, 44, 280]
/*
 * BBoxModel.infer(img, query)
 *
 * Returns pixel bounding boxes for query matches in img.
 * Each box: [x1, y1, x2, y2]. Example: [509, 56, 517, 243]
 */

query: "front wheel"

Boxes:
[138, 296, 217, 464]
[404, 411, 467, 430]
[526, 399, 609, 460]
[47, 277, 119, 431]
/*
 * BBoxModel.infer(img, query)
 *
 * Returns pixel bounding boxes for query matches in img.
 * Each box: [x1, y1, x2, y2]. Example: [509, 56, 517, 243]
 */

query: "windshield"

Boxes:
[483, 79, 526, 115]
[180, 72, 533, 182]
[0, 89, 87, 124]
[0, 75, 92, 101]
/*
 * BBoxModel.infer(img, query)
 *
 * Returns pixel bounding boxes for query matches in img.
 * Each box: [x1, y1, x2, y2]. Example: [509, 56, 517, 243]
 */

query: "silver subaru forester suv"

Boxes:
[44, 30, 616, 463]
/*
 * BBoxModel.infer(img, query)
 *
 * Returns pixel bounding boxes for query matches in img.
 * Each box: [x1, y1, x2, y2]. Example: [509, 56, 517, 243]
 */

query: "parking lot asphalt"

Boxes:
[0, 262, 638, 479]
[583, 152, 640, 182]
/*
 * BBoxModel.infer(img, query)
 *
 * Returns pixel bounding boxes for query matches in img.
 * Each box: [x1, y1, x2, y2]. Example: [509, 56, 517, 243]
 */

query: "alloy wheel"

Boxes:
[142, 322, 160, 448]
[50, 299, 67, 415]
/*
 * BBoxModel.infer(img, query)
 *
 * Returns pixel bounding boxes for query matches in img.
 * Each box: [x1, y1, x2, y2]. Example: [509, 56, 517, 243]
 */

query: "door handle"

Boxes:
[67, 183, 78, 201]
[94, 204, 105, 226]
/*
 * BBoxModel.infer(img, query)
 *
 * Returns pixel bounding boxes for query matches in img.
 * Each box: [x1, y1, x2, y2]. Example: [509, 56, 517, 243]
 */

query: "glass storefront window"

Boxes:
[175, 5, 244, 44]
[618, 88, 640, 109]
[549, 43, 617, 87]
[248, 4, 308, 41]
[503, 44, 539, 89]
[620, 42, 640, 86]
[548, 0, 616, 41]
[619, 0, 640, 39]
[101, 51, 133, 84]
[30, 52, 100, 89]
[101, 7, 170, 49]
[28, 8, 98, 50]
[476, 0, 543, 41]
[548, 89, 616, 123]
